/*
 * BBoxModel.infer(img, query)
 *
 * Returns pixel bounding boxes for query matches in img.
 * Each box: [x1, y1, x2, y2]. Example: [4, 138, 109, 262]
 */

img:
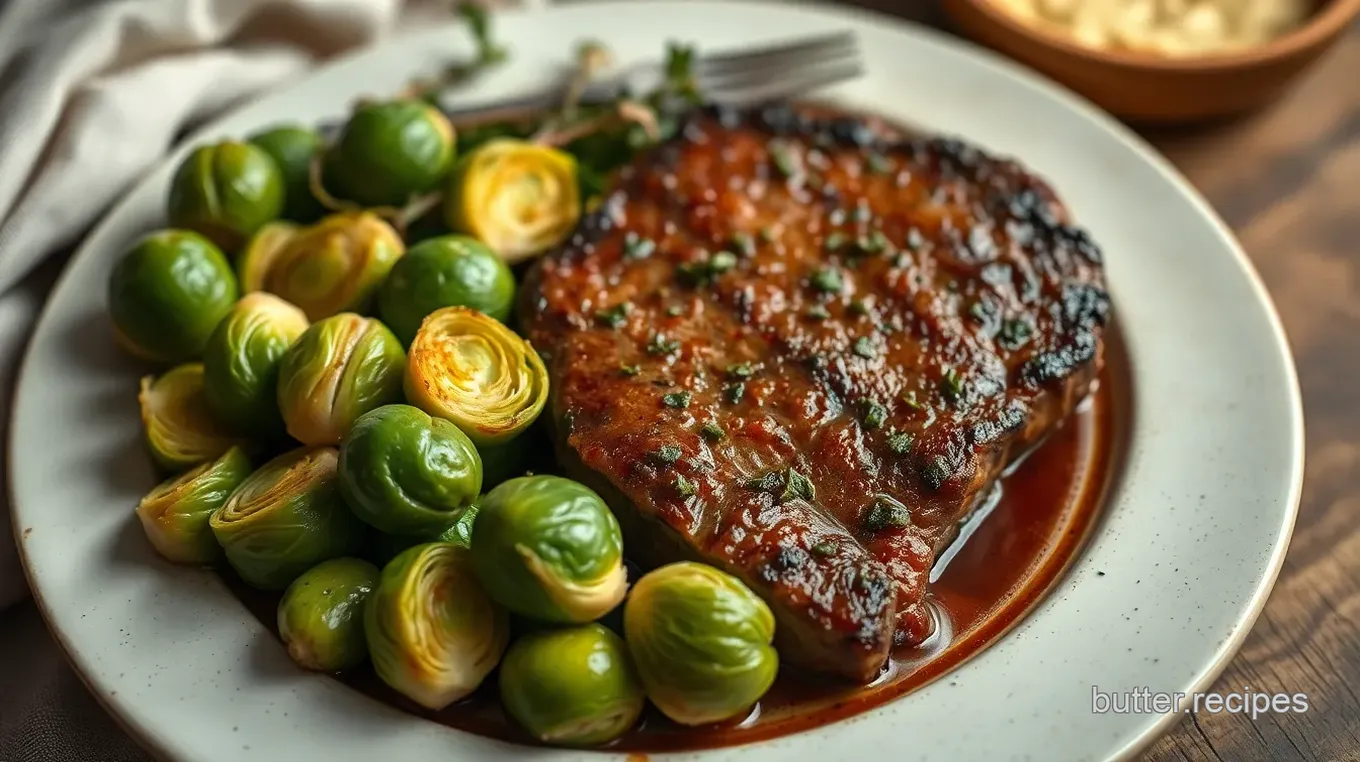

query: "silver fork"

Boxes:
[437, 31, 863, 123]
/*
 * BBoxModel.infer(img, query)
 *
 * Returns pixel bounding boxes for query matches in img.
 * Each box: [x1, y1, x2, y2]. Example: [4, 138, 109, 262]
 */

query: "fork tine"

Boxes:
[698, 31, 857, 75]
[710, 60, 864, 106]
[703, 42, 860, 92]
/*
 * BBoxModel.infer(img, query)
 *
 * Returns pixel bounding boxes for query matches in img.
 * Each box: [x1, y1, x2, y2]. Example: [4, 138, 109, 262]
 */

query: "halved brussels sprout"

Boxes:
[209, 446, 363, 589]
[364, 542, 509, 709]
[138, 363, 245, 472]
[202, 293, 309, 436]
[324, 100, 456, 208]
[277, 557, 379, 672]
[167, 140, 284, 251]
[404, 307, 548, 447]
[242, 212, 404, 321]
[499, 623, 644, 746]
[444, 138, 581, 262]
[135, 446, 252, 564]
[623, 561, 778, 726]
[470, 475, 626, 624]
[248, 124, 325, 222]
[236, 221, 299, 293]
[366, 503, 479, 567]
[276, 313, 406, 446]
[108, 230, 239, 364]
[376, 235, 516, 346]
[338, 404, 482, 535]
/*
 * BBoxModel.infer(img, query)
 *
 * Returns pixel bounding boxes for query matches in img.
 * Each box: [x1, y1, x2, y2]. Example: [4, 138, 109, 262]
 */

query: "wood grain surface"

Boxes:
[847, 1, 1360, 757]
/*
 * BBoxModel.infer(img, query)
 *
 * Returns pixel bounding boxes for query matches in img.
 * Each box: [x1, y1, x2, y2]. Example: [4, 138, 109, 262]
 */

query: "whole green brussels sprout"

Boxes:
[366, 504, 479, 567]
[364, 542, 509, 710]
[138, 363, 246, 472]
[167, 140, 284, 251]
[209, 446, 364, 590]
[623, 562, 778, 726]
[499, 623, 644, 746]
[405, 307, 548, 447]
[470, 475, 626, 624]
[108, 229, 239, 364]
[338, 404, 482, 535]
[135, 446, 251, 564]
[324, 100, 455, 208]
[239, 212, 405, 322]
[277, 557, 379, 672]
[276, 313, 406, 446]
[247, 124, 325, 222]
[202, 292, 309, 437]
[376, 235, 515, 345]
[444, 138, 580, 263]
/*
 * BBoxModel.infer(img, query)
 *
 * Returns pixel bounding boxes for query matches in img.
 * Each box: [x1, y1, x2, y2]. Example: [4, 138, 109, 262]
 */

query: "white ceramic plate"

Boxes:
[8, 2, 1303, 760]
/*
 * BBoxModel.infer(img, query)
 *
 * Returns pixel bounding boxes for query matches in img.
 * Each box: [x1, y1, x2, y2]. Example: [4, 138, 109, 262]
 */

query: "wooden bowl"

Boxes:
[943, 0, 1360, 123]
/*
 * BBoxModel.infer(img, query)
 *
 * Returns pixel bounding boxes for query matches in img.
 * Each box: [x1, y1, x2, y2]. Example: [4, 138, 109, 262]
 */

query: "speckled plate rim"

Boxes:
[7, 2, 1304, 761]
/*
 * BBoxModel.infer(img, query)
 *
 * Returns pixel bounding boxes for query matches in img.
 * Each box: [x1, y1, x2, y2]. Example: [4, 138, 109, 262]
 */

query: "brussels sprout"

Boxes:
[209, 446, 364, 589]
[338, 404, 482, 535]
[167, 140, 285, 251]
[499, 623, 644, 745]
[623, 562, 778, 726]
[276, 313, 406, 446]
[135, 446, 252, 564]
[365, 542, 509, 709]
[241, 212, 404, 321]
[404, 307, 548, 447]
[277, 557, 379, 672]
[248, 124, 325, 222]
[202, 293, 309, 436]
[324, 100, 455, 208]
[366, 503, 479, 566]
[470, 475, 626, 624]
[376, 235, 515, 345]
[108, 230, 239, 364]
[444, 138, 580, 262]
[138, 363, 245, 472]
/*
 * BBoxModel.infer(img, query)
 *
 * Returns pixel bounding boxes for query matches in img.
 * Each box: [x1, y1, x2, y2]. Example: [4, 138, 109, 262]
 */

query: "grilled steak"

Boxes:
[521, 104, 1109, 683]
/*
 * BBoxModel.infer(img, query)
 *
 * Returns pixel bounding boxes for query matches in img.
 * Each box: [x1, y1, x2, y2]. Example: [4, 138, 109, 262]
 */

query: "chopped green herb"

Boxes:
[724, 381, 746, 405]
[866, 152, 893, 175]
[824, 232, 848, 252]
[646, 333, 680, 355]
[623, 233, 656, 260]
[620, 364, 641, 377]
[860, 399, 888, 429]
[863, 495, 911, 532]
[745, 471, 783, 492]
[782, 468, 816, 503]
[811, 540, 839, 557]
[906, 228, 926, 250]
[924, 455, 953, 490]
[759, 226, 776, 243]
[708, 250, 738, 275]
[595, 302, 631, 328]
[810, 267, 843, 294]
[887, 430, 914, 455]
[769, 141, 798, 178]
[676, 260, 709, 286]
[902, 391, 925, 411]
[941, 366, 965, 402]
[728, 232, 756, 257]
[666, 304, 685, 317]
[725, 362, 756, 380]
[848, 299, 870, 317]
[853, 336, 877, 359]
[857, 230, 890, 255]
[969, 300, 993, 324]
[662, 391, 692, 408]
[700, 421, 726, 441]
[1001, 318, 1032, 348]
[805, 304, 830, 320]
[673, 473, 698, 497]
[652, 445, 683, 464]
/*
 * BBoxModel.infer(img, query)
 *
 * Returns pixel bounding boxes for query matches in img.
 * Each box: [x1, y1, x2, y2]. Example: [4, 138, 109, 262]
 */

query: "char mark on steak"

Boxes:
[521, 103, 1109, 683]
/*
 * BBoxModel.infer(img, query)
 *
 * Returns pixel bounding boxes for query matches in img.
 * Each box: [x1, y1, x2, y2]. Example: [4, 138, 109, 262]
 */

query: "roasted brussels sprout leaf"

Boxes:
[339, 404, 482, 535]
[248, 124, 326, 222]
[277, 557, 379, 672]
[209, 446, 363, 589]
[365, 543, 509, 709]
[243, 212, 404, 321]
[167, 140, 285, 251]
[445, 139, 581, 262]
[377, 235, 515, 346]
[499, 623, 644, 746]
[138, 363, 245, 472]
[277, 313, 406, 446]
[109, 230, 239, 364]
[365, 503, 480, 566]
[471, 475, 626, 624]
[202, 292, 309, 437]
[405, 306, 548, 447]
[623, 561, 779, 725]
[324, 101, 455, 209]
[136, 446, 251, 564]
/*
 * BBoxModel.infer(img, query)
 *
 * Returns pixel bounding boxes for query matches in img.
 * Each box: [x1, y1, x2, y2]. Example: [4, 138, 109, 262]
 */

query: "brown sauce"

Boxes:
[228, 330, 1128, 752]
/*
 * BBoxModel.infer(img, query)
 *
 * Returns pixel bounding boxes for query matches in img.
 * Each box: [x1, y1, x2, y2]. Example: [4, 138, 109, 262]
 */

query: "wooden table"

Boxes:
[847, 1, 1360, 757]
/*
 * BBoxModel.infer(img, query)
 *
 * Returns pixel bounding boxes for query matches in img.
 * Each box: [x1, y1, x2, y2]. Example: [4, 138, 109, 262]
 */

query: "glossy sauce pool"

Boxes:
[230, 333, 1128, 753]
